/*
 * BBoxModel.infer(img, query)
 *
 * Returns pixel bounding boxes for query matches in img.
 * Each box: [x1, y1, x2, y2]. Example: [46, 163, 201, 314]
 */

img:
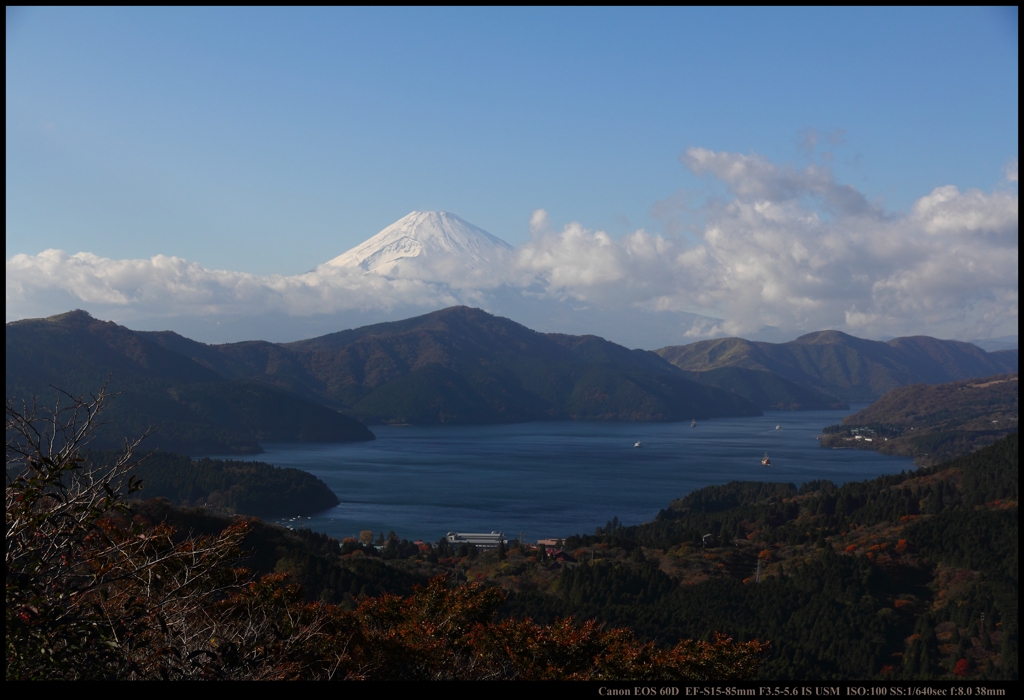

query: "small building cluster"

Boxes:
[849, 427, 876, 442]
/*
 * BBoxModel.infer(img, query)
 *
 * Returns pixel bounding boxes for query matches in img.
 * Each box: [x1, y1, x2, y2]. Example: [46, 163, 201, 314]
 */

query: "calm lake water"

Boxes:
[208, 406, 915, 544]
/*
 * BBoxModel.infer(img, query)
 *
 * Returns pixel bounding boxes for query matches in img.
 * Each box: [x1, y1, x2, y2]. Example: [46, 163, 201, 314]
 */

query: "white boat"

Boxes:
[634, 441, 643, 448]
[691, 419, 697, 428]
[775, 425, 781, 430]
[761, 452, 771, 466]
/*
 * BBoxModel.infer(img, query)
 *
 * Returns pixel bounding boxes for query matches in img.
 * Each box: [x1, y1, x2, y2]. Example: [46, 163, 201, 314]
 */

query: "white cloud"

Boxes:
[511, 150, 1017, 340]
[5, 249, 454, 322]
[682, 147, 878, 217]
[529, 208, 550, 235]
[1005, 158, 1018, 183]
[7, 148, 1018, 343]
[912, 185, 1018, 235]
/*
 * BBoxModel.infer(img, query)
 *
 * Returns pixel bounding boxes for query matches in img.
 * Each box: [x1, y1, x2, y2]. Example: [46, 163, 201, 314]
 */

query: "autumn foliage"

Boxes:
[6, 389, 767, 680]
[329, 577, 766, 680]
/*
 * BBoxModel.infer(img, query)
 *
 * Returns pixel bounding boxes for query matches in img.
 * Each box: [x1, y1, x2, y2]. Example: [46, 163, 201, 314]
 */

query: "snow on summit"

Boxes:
[323, 211, 514, 285]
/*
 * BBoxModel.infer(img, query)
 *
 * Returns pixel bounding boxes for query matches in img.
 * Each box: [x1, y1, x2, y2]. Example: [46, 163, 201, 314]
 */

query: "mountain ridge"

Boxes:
[657, 332, 1017, 402]
[9, 307, 762, 438]
[6, 311, 376, 454]
[12, 306, 1016, 446]
[218, 306, 762, 423]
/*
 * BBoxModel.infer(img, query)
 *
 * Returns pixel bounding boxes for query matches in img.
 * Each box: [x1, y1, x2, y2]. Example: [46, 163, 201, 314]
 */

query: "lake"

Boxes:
[208, 406, 915, 544]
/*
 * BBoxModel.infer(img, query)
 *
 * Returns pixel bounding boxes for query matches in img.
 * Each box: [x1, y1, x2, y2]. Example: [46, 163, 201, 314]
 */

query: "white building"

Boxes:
[446, 531, 506, 549]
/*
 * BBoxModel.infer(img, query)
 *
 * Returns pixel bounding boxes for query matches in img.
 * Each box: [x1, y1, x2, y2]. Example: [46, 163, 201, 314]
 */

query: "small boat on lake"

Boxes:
[691, 418, 697, 428]
[775, 425, 781, 430]
[761, 452, 771, 466]
[634, 441, 643, 448]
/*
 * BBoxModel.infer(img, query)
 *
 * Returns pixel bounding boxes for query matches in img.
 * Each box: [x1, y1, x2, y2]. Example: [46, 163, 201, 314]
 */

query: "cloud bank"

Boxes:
[515, 149, 1017, 340]
[7, 148, 1018, 344]
[6, 251, 459, 319]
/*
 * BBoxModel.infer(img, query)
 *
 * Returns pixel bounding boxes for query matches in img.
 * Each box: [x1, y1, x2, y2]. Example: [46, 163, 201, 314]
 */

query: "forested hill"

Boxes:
[85, 450, 340, 518]
[676, 366, 848, 411]
[656, 330, 1017, 403]
[141, 305, 762, 424]
[492, 433, 1018, 680]
[6, 311, 375, 454]
[822, 373, 1018, 464]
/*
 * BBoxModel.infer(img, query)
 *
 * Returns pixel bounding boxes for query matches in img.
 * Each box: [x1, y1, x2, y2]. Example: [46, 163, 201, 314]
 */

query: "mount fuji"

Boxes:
[306, 209, 719, 349]
[322, 211, 516, 286]
[17, 210, 720, 349]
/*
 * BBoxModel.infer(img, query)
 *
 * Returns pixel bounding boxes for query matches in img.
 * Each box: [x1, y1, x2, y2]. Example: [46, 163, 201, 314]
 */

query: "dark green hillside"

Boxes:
[562, 365, 756, 420]
[657, 336, 771, 373]
[657, 330, 1017, 402]
[546, 333, 670, 370]
[6, 311, 374, 454]
[145, 306, 763, 424]
[352, 362, 551, 424]
[843, 374, 1018, 427]
[286, 306, 602, 406]
[165, 381, 373, 443]
[658, 332, 911, 401]
[86, 450, 339, 517]
[494, 434, 1018, 680]
[885, 336, 1014, 384]
[680, 366, 847, 410]
[9, 306, 760, 433]
[163, 306, 1024, 423]
[317, 307, 761, 422]
[6, 310, 222, 393]
[770, 330, 908, 400]
[12, 306, 1015, 437]
[127, 499, 432, 605]
[350, 357, 759, 424]
[991, 348, 1019, 367]
[334, 308, 761, 423]
[141, 330, 326, 398]
[822, 374, 1018, 463]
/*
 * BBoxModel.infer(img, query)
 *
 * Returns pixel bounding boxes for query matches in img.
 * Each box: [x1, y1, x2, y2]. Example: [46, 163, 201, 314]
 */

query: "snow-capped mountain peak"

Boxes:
[324, 211, 513, 278]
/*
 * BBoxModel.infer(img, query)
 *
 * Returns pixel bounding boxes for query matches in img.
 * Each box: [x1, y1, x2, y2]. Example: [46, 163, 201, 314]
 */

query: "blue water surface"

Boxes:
[206, 406, 914, 544]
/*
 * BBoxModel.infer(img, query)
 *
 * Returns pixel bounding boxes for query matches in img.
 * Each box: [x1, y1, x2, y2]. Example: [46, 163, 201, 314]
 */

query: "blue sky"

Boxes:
[6, 7, 1018, 344]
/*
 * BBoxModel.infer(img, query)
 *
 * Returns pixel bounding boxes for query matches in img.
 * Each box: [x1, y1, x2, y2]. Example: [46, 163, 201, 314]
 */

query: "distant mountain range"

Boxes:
[6, 307, 760, 454]
[8, 306, 1017, 455]
[139, 306, 761, 425]
[5, 311, 375, 454]
[970, 336, 1019, 353]
[656, 331, 1017, 403]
